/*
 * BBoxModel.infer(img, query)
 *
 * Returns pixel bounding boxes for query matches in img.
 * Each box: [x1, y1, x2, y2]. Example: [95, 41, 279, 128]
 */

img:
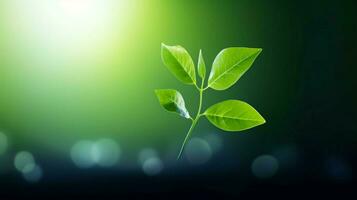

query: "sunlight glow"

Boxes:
[4, 0, 133, 73]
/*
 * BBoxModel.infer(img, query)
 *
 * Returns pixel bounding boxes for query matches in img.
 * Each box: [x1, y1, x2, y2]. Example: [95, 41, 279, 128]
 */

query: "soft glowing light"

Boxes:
[23, 165, 43, 183]
[7, 0, 130, 48]
[252, 155, 279, 179]
[138, 148, 164, 176]
[70, 140, 96, 168]
[185, 138, 212, 165]
[14, 151, 42, 182]
[91, 138, 121, 167]
[14, 151, 36, 173]
[0, 132, 8, 155]
[71, 139, 121, 168]
[4, 0, 133, 75]
[203, 133, 223, 153]
[142, 157, 164, 176]
[138, 148, 159, 165]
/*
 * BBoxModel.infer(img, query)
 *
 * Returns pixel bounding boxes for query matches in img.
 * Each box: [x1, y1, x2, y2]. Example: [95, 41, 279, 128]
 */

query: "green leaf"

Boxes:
[198, 49, 206, 80]
[208, 47, 262, 90]
[155, 89, 191, 119]
[161, 43, 196, 85]
[204, 100, 265, 131]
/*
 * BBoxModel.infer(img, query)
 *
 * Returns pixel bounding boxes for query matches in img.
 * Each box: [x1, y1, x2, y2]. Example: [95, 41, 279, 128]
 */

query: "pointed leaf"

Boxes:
[198, 49, 206, 80]
[155, 89, 191, 119]
[208, 47, 262, 90]
[161, 43, 196, 85]
[204, 100, 265, 131]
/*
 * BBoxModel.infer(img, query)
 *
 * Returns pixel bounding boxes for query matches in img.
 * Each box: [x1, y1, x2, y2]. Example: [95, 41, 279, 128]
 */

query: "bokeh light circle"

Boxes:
[252, 155, 279, 179]
[14, 151, 36, 173]
[138, 148, 158, 165]
[185, 138, 212, 165]
[142, 157, 163, 176]
[204, 133, 223, 153]
[70, 140, 96, 168]
[91, 138, 121, 167]
[23, 164, 43, 183]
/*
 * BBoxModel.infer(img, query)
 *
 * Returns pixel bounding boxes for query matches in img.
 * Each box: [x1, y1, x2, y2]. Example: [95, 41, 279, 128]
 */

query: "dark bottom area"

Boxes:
[1, 173, 356, 199]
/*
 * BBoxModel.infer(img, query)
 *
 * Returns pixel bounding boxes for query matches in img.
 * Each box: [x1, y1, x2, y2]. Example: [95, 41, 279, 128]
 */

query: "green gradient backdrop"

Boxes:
[0, 0, 301, 163]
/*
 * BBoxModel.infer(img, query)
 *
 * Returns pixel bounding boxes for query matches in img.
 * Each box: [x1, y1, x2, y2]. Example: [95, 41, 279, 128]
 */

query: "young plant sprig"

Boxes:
[155, 43, 266, 160]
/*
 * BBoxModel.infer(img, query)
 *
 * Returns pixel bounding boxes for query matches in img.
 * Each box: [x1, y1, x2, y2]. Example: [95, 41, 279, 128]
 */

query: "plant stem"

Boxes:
[177, 81, 204, 160]
[177, 117, 199, 160]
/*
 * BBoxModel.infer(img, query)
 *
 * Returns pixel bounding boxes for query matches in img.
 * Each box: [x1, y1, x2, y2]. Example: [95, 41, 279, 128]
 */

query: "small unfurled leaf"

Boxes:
[198, 49, 206, 80]
[161, 43, 196, 85]
[204, 100, 265, 131]
[208, 47, 262, 90]
[155, 89, 191, 119]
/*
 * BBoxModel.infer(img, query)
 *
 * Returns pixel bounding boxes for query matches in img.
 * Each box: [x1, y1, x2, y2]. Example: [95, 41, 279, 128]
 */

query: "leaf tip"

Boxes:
[154, 89, 165, 97]
[261, 117, 266, 125]
[251, 47, 263, 56]
[256, 48, 263, 54]
[161, 43, 169, 50]
[256, 114, 266, 127]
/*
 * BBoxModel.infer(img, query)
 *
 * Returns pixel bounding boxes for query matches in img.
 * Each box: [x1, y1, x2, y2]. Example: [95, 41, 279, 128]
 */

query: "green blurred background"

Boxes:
[0, 0, 297, 159]
[0, 0, 356, 173]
